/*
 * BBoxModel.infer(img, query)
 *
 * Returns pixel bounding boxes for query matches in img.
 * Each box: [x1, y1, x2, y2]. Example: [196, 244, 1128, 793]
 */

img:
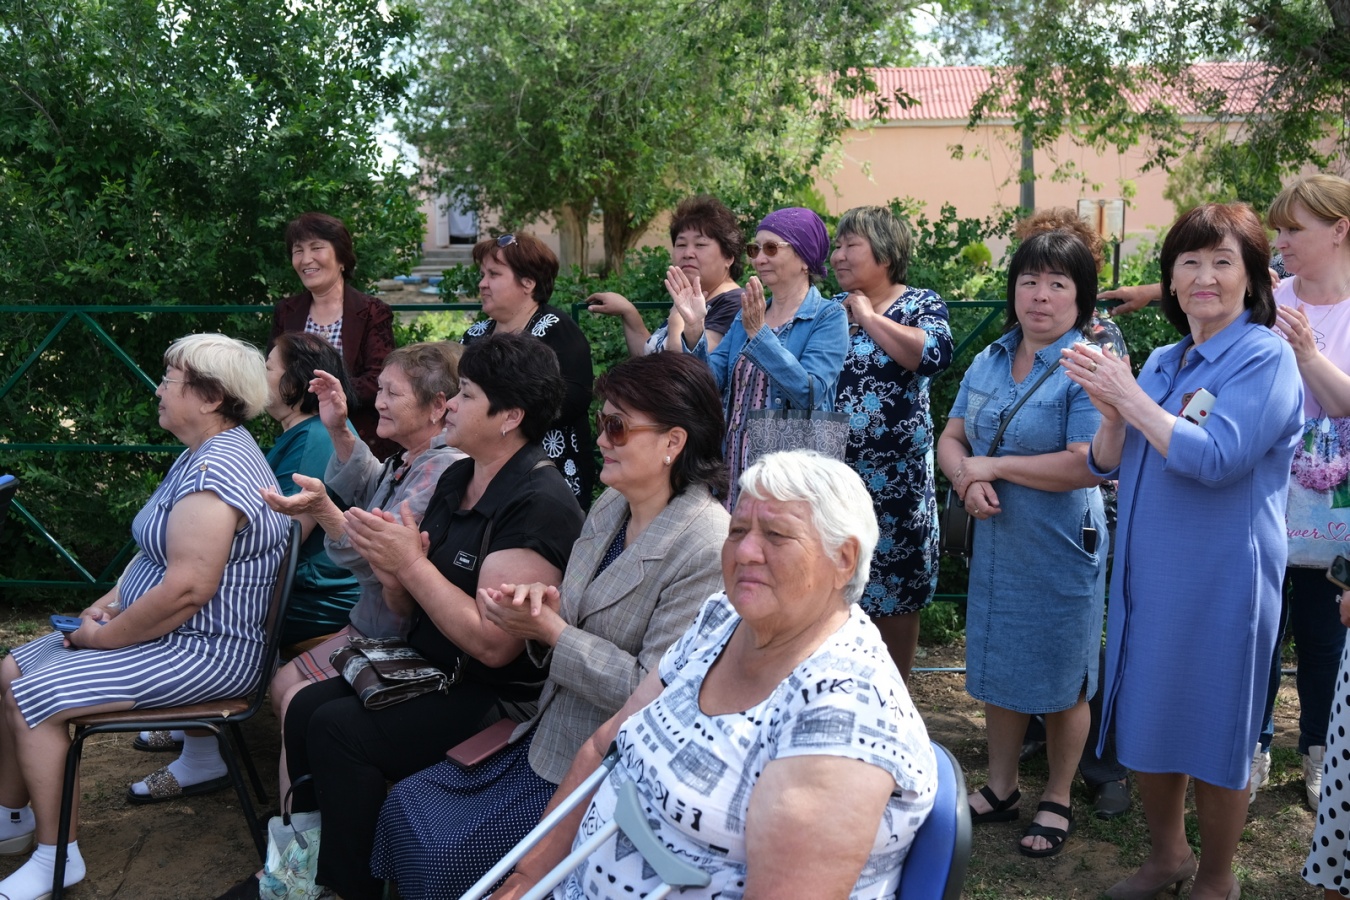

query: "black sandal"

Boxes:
[969, 785, 1021, 824]
[1018, 800, 1074, 858]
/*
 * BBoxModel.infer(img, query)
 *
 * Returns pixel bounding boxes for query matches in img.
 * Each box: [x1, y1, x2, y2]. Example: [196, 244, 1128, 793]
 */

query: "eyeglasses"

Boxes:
[495, 234, 518, 249]
[745, 240, 789, 259]
[595, 412, 665, 447]
[159, 374, 186, 388]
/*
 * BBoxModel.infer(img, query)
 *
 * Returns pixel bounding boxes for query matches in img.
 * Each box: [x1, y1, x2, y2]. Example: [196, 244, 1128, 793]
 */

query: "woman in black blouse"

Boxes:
[264, 333, 585, 900]
[461, 233, 596, 505]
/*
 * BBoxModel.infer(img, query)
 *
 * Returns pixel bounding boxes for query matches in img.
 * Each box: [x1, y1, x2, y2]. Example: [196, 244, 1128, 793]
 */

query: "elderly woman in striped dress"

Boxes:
[0, 334, 290, 900]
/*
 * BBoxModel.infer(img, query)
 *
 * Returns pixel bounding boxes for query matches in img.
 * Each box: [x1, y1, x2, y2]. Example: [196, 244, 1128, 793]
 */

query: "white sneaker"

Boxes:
[1305, 745, 1325, 810]
[1249, 743, 1270, 805]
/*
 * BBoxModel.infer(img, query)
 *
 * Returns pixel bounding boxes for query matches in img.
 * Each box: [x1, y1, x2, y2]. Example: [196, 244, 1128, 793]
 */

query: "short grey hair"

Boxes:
[836, 206, 912, 286]
[163, 333, 268, 425]
[737, 450, 878, 604]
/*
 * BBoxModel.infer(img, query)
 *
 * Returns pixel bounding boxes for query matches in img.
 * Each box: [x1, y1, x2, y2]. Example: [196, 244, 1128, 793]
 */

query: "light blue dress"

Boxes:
[949, 327, 1106, 713]
[1091, 311, 1303, 789]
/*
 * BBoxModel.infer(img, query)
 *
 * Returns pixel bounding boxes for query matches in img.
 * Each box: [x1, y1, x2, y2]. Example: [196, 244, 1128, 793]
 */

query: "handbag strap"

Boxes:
[988, 360, 1058, 455]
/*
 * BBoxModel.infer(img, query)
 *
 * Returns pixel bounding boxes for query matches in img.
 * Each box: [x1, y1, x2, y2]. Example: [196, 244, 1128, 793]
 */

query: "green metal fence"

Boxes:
[0, 299, 1007, 597]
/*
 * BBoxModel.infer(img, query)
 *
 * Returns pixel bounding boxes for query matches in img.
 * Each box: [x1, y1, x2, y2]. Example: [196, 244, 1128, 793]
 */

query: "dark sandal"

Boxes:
[1019, 800, 1074, 858]
[969, 784, 1021, 824]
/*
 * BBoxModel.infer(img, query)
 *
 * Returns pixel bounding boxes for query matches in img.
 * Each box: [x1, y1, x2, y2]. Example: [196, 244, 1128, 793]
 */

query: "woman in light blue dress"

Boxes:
[937, 231, 1107, 860]
[1065, 204, 1303, 900]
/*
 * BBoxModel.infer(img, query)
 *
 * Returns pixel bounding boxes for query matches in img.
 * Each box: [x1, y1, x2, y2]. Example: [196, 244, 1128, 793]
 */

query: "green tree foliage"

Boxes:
[0, 0, 426, 594]
[404, 0, 910, 274]
[931, 0, 1349, 209]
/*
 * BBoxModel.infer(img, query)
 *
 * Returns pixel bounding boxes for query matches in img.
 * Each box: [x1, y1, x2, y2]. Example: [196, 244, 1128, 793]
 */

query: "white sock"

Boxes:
[0, 841, 86, 900]
[0, 805, 34, 840]
[130, 735, 227, 796]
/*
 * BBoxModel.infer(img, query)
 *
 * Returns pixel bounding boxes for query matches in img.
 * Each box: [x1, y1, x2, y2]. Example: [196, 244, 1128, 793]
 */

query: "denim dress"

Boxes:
[949, 327, 1107, 713]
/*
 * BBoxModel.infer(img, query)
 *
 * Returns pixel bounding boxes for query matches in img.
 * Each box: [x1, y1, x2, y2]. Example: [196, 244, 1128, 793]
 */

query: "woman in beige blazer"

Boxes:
[366, 352, 731, 899]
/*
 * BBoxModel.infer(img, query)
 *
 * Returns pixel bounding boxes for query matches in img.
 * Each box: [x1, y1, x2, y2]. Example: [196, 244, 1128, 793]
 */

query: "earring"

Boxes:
[664, 455, 671, 466]
[501, 429, 507, 437]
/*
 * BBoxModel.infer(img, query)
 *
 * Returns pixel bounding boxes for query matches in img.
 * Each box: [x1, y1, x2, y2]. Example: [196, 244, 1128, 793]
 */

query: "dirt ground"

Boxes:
[0, 643, 1320, 899]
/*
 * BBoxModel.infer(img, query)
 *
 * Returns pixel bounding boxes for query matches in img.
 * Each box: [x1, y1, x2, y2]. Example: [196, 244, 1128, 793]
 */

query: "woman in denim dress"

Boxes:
[936, 231, 1107, 860]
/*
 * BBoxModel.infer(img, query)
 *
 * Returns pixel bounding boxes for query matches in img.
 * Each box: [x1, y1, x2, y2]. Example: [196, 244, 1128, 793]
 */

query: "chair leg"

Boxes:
[52, 727, 88, 900]
[214, 729, 267, 861]
[228, 720, 268, 804]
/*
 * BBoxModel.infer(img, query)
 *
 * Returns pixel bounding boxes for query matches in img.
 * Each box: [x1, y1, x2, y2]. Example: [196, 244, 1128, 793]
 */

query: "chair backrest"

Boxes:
[895, 741, 972, 900]
[0, 474, 18, 545]
[243, 520, 302, 715]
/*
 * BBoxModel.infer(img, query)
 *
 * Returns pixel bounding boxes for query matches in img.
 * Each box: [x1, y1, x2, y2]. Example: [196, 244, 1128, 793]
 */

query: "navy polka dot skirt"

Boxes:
[372, 731, 557, 899]
[1305, 636, 1350, 894]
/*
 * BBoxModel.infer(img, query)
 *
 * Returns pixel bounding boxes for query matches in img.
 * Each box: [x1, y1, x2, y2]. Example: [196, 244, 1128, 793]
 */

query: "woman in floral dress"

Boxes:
[831, 206, 953, 680]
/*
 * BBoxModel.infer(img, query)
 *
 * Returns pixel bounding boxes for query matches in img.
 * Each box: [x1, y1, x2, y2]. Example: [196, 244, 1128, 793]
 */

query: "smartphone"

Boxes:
[1180, 388, 1217, 427]
[1328, 555, 1350, 592]
[445, 719, 516, 768]
[50, 615, 84, 634]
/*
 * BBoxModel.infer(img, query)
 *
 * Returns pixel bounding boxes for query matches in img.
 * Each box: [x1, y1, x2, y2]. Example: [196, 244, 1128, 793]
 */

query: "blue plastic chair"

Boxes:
[896, 742, 972, 900]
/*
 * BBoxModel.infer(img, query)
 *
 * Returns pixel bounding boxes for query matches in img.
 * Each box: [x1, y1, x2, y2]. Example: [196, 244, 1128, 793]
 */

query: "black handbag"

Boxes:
[330, 636, 460, 710]
[940, 364, 1059, 558]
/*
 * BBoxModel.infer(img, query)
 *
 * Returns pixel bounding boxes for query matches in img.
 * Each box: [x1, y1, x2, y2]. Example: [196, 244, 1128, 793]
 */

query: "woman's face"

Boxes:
[374, 364, 436, 448]
[1274, 201, 1347, 276]
[443, 375, 505, 455]
[291, 237, 343, 296]
[596, 402, 672, 496]
[155, 366, 206, 438]
[831, 232, 888, 293]
[1013, 268, 1080, 345]
[749, 230, 806, 289]
[672, 228, 733, 291]
[722, 496, 851, 630]
[477, 249, 537, 326]
[264, 346, 292, 423]
[1171, 234, 1249, 335]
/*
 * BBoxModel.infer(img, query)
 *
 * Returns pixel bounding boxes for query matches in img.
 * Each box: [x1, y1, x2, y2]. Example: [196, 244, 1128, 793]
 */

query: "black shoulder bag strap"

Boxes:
[987, 361, 1059, 456]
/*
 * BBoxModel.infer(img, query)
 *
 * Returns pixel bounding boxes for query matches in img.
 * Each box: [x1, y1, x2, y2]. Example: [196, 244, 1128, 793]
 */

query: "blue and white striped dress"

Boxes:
[10, 427, 289, 727]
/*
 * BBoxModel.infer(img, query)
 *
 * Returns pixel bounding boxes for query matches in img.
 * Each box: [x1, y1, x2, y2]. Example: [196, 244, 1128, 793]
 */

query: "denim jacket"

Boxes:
[688, 286, 848, 413]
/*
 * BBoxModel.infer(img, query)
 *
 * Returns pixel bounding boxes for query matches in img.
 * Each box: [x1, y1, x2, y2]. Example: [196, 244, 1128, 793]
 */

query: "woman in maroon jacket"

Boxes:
[270, 212, 398, 459]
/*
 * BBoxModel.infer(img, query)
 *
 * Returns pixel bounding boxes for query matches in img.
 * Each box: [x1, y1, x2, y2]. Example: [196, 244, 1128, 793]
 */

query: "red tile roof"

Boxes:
[846, 63, 1270, 123]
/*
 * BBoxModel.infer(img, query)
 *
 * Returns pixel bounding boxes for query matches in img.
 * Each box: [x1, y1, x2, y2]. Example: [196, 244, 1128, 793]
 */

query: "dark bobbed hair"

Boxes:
[668, 195, 746, 282]
[1004, 231, 1099, 334]
[472, 233, 558, 306]
[457, 332, 564, 443]
[594, 353, 728, 498]
[1159, 203, 1276, 336]
[836, 205, 913, 285]
[1013, 207, 1106, 273]
[285, 212, 357, 281]
[273, 332, 355, 416]
[383, 341, 463, 408]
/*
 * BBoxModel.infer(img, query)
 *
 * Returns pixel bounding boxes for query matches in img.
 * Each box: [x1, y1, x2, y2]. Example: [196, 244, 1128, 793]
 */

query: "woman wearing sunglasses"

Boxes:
[463, 232, 595, 506]
[368, 352, 729, 899]
[671, 206, 848, 508]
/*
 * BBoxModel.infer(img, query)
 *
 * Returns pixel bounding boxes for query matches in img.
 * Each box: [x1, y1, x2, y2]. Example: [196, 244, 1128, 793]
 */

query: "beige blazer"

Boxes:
[516, 485, 729, 783]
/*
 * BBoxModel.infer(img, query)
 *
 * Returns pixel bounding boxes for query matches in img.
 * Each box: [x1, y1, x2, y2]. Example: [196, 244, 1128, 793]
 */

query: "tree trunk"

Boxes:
[555, 203, 590, 272]
[601, 206, 646, 276]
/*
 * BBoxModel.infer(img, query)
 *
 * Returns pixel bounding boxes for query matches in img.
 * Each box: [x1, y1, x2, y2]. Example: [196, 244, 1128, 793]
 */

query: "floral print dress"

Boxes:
[834, 287, 952, 617]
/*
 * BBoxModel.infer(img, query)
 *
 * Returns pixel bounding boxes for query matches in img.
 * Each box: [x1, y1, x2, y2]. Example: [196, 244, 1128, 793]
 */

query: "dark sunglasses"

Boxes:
[746, 240, 789, 258]
[495, 234, 517, 249]
[595, 412, 665, 447]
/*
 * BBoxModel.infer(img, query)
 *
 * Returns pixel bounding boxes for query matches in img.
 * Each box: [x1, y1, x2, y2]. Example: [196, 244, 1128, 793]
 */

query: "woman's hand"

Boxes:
[1061, 343, 1129, 422]
[1274, 306, 1320, 365]
[343, 500, 426, 573]
[741, 276, 767, 337]
[1098, 283, 1160, 316]
[310, 369, 349, 430]
[841, 291, 875, 329]
[478, 583, 567, 646]
[261, 473, 329, 517]
[951, 455, 997, 499]
[64, 616, 109, 650]
[961, 481, 1001, 519]
[666, 266, 707, 344]
[586, 291, 639, 323]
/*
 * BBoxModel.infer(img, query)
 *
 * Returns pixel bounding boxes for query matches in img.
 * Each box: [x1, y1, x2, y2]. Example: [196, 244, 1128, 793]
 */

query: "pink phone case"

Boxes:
[445, 718, 516, 767]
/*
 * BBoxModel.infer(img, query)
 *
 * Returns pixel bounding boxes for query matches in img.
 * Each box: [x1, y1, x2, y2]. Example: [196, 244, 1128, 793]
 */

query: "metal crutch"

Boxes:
[460, 748, 710, 900]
